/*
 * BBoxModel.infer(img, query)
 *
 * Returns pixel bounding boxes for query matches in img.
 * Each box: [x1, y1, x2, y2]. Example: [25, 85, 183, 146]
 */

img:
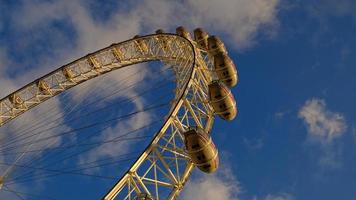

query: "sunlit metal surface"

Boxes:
[0, 33, 219, 200]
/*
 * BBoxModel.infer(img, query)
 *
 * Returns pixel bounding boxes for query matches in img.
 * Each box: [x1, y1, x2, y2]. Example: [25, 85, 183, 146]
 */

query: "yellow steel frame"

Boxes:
[0, 33, 216, 200]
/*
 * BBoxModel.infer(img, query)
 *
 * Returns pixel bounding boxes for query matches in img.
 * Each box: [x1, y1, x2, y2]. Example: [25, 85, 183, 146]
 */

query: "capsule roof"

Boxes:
[155, 29, 164, 34]
[194, 28, 208, 40]
[208, 35, 226, 55]
[176, 26, 192, 40]
[176, 26, 187, 34]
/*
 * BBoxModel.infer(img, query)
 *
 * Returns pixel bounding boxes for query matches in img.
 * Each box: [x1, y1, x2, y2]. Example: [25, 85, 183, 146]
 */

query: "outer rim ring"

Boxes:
[0, 33, 195, 127]
[0, 33, 208, 200]
[103, 35, 197, 199]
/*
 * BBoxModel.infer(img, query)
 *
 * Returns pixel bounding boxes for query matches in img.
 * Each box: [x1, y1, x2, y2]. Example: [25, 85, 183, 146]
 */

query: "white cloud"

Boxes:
[78, 74, 152, 168]
[298, 98, 347, 144]
[0, 47, 69, 155]
[0, 48, 17, 98]
[298, 98, 347, 171]
[127, 0, 281, 49]
[264, 193, 294, 200]
[182, 176, 239, 200]
[184, 0, 280, 48]
[0, 89, 70, 199]
[11, 0, 280, 53]
[318, 145, 343, 170]
[181, 163, 241, 200]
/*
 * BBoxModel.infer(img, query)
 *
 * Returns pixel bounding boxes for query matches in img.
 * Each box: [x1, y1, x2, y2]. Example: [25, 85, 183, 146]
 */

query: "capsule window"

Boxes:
[219, 63, 225, 67]
[202, 164, 211, 169]
[224, 112, 231, 116]
[192, 143, 200, 149]
[223, 71, 229, 76]
[214, 94, 222, 99]
[226, 79, 232, 83]
[219, 103, 226, 109]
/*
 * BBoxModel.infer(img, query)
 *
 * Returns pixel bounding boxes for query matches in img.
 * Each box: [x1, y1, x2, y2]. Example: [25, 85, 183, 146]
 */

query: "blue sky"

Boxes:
[1, 0, 356, 200]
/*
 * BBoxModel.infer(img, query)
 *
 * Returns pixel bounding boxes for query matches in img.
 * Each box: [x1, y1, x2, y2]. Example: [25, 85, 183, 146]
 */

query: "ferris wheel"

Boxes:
[0, 27, 238, 200]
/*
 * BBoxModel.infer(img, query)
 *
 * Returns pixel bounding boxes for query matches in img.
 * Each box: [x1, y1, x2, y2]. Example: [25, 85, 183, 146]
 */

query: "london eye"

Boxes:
[0, 27, 238, 200]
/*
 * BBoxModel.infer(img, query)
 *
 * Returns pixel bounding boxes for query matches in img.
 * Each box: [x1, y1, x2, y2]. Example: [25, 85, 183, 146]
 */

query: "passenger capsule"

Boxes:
[133, 35, 149, 54]
[208, 81, 237, 121]
[214, 52, 238, 87]
[194, 28, 209, 50]
[208, 36, 227, 56]
[37, 80, 52, 95]
[176, 26, 192, 40]
[9, 94, 24, 109]
[184, 127, 219, 173]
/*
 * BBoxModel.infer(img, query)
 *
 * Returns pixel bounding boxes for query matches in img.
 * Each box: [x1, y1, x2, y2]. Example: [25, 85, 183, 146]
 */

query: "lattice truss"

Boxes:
[106, 50, 215, 200]
[0, 34, 216, 200]
[0, 34, 193, 127]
